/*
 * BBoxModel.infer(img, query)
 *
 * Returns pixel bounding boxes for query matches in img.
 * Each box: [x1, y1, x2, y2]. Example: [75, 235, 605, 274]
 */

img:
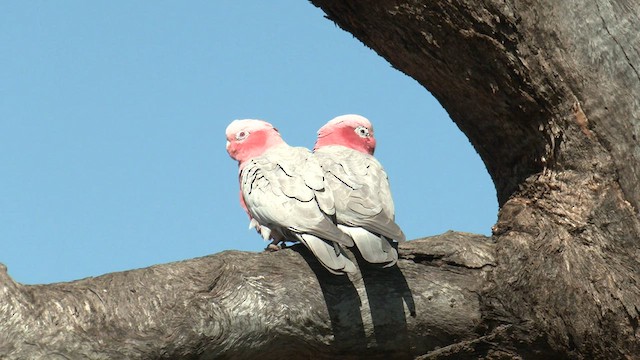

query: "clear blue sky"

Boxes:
[1, 2, 497, 284]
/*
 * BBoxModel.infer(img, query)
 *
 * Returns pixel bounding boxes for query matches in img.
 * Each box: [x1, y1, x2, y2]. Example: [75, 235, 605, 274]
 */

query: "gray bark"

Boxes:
[1, 233, 493, 359]
[2, 0, 640, 358]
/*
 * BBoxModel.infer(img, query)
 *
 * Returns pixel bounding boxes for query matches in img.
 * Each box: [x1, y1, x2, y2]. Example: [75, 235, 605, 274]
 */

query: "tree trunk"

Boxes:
[2, 1, 639, 358]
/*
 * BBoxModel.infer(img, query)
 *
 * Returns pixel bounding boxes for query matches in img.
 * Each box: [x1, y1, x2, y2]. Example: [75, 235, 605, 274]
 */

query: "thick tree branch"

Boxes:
[0, 232, 493, 359]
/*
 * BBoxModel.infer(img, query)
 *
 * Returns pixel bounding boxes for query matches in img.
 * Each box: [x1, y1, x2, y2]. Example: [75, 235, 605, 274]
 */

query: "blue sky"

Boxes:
[1, 2, 497, 284]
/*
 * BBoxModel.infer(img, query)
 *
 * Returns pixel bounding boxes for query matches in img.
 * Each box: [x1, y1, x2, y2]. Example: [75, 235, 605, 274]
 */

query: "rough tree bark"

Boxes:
[1, 1, 639, 359]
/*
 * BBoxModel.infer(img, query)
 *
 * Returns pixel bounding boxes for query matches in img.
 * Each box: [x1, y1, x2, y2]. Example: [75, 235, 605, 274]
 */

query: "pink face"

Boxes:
[226, 119, 284, 164]
[314, 115, 377, 155]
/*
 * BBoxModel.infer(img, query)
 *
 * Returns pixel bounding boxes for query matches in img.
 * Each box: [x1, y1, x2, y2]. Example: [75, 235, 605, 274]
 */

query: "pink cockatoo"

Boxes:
[226, 119, 356, 275]
[314, 114, 406, 267]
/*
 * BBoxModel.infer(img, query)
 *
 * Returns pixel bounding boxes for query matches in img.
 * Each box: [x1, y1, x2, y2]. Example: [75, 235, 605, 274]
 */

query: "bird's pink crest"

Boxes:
[314, 114, 377, 155]
[225, 119, 285, 165]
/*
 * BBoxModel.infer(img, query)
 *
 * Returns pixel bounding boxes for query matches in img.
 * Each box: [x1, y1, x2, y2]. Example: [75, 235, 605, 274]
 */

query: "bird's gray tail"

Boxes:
[295, 233, 357, 275]
[338, 225, 398, 267]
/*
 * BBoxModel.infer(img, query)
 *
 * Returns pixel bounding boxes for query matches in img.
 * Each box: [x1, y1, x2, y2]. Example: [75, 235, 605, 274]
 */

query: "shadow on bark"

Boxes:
[294, 243, 416, 357]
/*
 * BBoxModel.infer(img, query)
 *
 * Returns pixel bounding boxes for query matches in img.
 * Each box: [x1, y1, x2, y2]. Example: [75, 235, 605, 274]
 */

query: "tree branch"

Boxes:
[1, 232, 495, 359]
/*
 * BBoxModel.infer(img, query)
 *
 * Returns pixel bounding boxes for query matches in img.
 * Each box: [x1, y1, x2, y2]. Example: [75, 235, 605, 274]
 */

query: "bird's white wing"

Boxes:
[241, 145, 354, 247]
[315, 146, 406, 242]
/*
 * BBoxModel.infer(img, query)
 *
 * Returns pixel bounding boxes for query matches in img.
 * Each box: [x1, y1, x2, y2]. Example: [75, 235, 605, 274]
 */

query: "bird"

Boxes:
[313, 114, 406, 267]
[226, 119, 357, 275]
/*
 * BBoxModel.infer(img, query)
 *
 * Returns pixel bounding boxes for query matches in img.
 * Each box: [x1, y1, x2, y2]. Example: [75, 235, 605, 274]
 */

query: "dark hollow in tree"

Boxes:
[1, 1, 639, 359]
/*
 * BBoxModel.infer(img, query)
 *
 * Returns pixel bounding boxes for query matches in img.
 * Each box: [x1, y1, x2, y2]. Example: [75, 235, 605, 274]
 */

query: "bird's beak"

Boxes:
[226, 141, 230, 150]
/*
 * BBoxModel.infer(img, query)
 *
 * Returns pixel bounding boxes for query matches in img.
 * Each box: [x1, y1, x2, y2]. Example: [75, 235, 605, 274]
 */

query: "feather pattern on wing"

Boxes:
[314, 145, 405, 267]
[241, 144, 354, 251]
[315, 145, 406, 242]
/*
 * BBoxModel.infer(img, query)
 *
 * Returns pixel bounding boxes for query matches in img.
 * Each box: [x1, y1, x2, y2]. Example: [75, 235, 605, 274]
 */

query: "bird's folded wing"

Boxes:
[315, 146, 406, 242]
[241, 151, 353, 247]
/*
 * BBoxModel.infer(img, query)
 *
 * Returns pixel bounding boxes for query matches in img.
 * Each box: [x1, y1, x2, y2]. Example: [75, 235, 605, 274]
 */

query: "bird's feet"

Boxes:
[265, 240, 283, 252]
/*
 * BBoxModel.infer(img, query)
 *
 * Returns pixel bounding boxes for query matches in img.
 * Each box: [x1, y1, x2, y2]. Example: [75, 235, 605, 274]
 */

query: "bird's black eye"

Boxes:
[354, 125, 370, 138]
[236, 130, 249, 140]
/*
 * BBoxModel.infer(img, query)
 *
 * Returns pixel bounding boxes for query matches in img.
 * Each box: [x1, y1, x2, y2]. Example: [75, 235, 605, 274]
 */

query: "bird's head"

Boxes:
[225, 119, 284, 164]
[314, 114, 376, 155]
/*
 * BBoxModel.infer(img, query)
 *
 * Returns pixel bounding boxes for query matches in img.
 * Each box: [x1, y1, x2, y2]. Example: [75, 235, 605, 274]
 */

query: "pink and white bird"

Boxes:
[314, 114, 406, 267]
[226, 119, 356, 275]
